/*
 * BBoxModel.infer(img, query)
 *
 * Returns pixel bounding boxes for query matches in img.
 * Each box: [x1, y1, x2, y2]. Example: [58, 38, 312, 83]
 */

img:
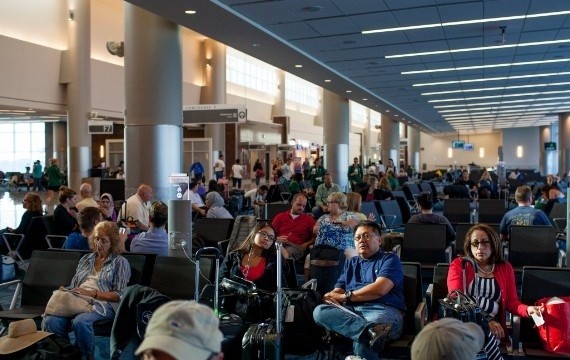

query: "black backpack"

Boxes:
[4, 335, 81, 360]
[280, 289, 324, 355]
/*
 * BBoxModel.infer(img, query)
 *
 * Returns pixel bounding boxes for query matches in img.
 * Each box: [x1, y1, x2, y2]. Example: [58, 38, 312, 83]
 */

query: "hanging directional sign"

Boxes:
[183, 104, 247, 124]
[88, 120, 114, 134]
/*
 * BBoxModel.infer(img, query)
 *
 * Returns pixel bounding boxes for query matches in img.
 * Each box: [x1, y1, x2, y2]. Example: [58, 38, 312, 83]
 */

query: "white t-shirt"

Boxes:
[214, 159, 225, 172]
[232, 164, 243, 179]
[281, 163, 292, 180]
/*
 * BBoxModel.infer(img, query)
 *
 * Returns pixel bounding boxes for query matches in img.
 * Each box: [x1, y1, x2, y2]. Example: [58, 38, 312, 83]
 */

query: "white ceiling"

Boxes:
[123, 0, 570, 136]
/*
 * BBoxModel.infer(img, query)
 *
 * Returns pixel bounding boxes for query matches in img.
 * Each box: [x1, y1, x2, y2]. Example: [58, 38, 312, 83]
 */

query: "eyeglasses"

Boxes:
[257, 231, 275, 242]
[470, 240, 491, 248]
[354, 233, 378, 242]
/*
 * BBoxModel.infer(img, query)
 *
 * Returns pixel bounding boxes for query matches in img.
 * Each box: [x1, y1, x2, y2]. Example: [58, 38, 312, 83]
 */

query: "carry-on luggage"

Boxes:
[195, 247, 245, 358]
[241, 242, 283, 359]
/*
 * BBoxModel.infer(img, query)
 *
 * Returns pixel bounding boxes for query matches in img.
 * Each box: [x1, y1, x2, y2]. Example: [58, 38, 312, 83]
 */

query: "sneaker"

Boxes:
[368, 323, 392, 352]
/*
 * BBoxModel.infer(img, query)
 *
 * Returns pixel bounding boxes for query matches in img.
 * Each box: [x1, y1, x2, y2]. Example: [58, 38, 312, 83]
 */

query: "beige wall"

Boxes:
[419, 132, 502, 170]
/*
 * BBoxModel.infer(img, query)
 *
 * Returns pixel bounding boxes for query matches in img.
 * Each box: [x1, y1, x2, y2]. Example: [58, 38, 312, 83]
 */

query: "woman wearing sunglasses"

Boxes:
[447, 223, 542, 360]
[219, 222, 287, 321]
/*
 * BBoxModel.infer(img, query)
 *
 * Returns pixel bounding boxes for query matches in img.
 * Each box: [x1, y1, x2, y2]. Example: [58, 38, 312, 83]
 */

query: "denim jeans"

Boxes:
[42, 305, 114, 358]
[232, 177, 242, 189]
[313, 302, 404, 360]
[215, 171, 223, 181]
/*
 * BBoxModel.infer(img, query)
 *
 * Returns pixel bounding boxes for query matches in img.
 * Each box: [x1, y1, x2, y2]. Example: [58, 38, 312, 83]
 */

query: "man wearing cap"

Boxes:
[136, 300, 224, 360]
[411, 318, 485, 360]
[313, 221, 406, 360]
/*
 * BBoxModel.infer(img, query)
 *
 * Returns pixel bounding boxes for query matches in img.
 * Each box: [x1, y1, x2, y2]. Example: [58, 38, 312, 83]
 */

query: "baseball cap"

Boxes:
[135, 300, 223, 360]
[411, 318, 485, 360]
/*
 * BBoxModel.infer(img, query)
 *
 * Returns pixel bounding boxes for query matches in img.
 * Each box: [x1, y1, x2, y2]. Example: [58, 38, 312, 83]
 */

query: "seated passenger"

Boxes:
[118, 184, 153, 232]
[499, 185, 550, 242]
[53, 186, 79, 236]
[183, 181, 208, 218]
[347, 192, 376, 222]
[219, 222, 286, 321]
[244, 185, 268, 218]
[313, 192, 359, 259]
[407, 193, 455, 246]
[42, 221, 131, 359]
[205, 191, 233, 219]
[0, 192, 42, 254]
[273, 193, 315, 262]
[411, 318, 485, 360]
[448, 223, 543, 359]
[99, 193, 117, 222]
[130, 201, 168, 256]
[313, 221, 405, 360]
[75, 183, 98, 212]
[64, 207, 102, 251]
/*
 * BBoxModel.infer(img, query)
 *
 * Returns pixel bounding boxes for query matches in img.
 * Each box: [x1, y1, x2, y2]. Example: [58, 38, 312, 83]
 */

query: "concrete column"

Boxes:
[559, 113, 570, 177]
[66, 0, 91, 190]
[363, 108, 372, 165]
[381, 116, 399, 167]
[124, 4, 183, 201]
[322, 89, 349, 191]
[202, 39, 227, 157]
[53, 122, 67, 171]
[272, 69, 286, 117]
[408, 126, 420, 173]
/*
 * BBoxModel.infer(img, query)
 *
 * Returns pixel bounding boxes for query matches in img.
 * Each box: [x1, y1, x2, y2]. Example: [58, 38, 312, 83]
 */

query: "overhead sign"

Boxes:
[183, 104, 247, 124]
[248, 143, 266, 150]
[88, 120, 114, 134]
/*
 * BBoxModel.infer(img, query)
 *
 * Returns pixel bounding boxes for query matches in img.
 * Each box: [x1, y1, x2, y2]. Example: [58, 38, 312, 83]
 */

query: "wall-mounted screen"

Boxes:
[451, 140, 465, 149]
[464, 143, 474, 151]
[544, 142, 557, 151]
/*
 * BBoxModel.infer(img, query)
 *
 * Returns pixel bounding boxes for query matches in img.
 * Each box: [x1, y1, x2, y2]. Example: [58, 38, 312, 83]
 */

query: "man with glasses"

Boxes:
[273, 193, 316, 261]
[313, 221, 405, 360]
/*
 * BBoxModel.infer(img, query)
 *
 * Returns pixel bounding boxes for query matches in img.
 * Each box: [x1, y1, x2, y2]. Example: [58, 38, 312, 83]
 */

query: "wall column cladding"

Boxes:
[381, 116, 400, 167]
[559, 113, 570, 177]
[322, 89, 349, 192]
[66, 0, 91, 190]
[124, 3, 183, 200]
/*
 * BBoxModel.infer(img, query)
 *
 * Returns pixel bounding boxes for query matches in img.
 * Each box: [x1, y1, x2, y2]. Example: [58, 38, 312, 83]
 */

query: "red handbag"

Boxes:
[536, 296, 570, 355]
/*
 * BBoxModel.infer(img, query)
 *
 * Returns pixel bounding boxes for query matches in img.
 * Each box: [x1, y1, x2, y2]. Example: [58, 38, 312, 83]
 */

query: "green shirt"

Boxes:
[315, 183, 341, 206]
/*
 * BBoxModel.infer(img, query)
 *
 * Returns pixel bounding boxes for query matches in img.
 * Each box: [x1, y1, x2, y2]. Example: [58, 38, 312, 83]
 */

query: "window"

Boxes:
[285, 73, 319, 114]
[0, 122, 45, 172]
[226, 48, 277, 103]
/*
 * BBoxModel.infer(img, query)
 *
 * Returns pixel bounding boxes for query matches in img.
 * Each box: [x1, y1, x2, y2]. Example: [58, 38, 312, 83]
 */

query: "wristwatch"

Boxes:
[345, 290, 352, 300]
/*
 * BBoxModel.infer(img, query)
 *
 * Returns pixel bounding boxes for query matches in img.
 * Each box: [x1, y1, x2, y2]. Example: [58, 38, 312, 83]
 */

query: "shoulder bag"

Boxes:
[44, 289, 106, 317]
[535, 296, 570, 355]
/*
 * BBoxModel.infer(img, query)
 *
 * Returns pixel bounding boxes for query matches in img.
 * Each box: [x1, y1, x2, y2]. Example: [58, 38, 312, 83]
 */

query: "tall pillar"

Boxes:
[202, 39, 227, 159]
[272, 70, 286, 117]
[124, 4, 183, 201]
[363, 108, 372, 165]
[408, 126, 420, 173]
[381, 116, 399, 167]
[322, 90, 349, 191]
[66, 0, 91, 190]
[559, 113, 570, 177]
[53, 122, 67, 170]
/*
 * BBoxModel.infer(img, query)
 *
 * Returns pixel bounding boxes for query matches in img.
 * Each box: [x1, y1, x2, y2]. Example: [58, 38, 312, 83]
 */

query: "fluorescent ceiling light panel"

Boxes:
[413, 72, 570, 87]
[402, 59, 570, 75]
[438, 102, 570, 113]
[433, 96, 570, 108]
[422, 82, 570, 96]
[428, 90, 570, 103]
[387, 40, 570, 59]
[362, 11, 570, 34]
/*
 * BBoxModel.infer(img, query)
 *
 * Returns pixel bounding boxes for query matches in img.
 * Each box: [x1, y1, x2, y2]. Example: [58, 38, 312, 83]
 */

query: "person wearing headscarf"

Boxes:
[205, 191, 233, 219]
[99, 193, 117, 222]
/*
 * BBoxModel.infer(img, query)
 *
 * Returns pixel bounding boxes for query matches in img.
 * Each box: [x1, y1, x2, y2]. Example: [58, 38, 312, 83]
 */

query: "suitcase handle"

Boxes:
[196, 246, 221, 260]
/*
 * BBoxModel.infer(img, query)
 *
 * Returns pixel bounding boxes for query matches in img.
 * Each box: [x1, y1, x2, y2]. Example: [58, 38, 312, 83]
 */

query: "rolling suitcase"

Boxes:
[241, 242, 283, 359]
[195, 247, 245, 358]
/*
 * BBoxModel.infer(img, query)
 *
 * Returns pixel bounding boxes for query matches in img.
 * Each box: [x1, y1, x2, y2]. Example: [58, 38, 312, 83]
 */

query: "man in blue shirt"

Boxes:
[313, 221, 405, 360]
[499, 185, 551, 241]
[188, 159, 205, 183]
[130, 201, 168, 256]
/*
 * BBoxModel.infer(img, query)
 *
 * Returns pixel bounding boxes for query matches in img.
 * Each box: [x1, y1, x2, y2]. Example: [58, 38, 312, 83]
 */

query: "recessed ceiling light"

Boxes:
[295, 64, 303, 68]
[252, 43, 261, 47]
[395, 114, 399, 117]
[184, 10, 196, 14]
[302, 5, 323, 12]
[363, 98, 368, 101]
[385, 110, 390, 113]
[324, 79, 331, 82]
[346, 90, 352, 93]
[403, 58, 570, 75]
